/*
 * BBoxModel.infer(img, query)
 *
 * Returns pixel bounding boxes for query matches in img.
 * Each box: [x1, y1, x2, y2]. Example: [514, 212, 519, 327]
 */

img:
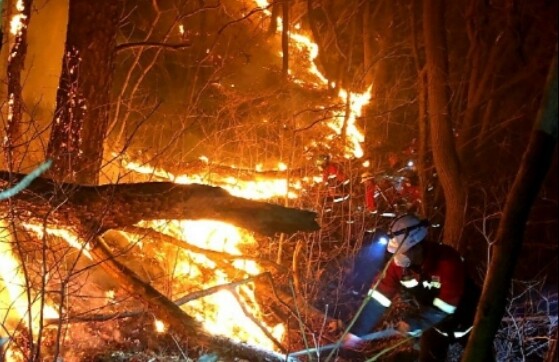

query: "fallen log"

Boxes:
[0, 172, 319, 236]
[1, 171, 321, 361]
[91, 235, 296, 362]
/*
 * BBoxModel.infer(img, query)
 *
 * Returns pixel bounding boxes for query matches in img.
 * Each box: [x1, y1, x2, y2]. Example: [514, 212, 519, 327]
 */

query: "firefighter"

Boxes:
[316, 154, 350, 203]
[342, 214, 488, 361]
[360, 171, 377, 214]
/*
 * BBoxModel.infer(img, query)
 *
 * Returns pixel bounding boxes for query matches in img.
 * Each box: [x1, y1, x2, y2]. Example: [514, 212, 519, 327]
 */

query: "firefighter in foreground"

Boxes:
[342, 214, 488, 361]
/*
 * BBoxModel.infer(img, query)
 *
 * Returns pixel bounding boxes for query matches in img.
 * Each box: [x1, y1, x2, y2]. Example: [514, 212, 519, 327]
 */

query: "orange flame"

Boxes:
[21, 223, 92, 260]
[253, 0, 372, 158]
[0, 221, 59, 337]
[133, 219, 285, 350]
[118, 156, 300, 200]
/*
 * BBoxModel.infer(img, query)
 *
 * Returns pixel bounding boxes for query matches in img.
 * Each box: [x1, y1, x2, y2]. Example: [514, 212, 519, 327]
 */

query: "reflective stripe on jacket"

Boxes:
[373, 242, 466, 315]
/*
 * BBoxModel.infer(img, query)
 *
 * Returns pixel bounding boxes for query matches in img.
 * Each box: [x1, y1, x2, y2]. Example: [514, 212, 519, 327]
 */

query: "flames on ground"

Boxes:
[0, 0, 374, 359]
[0, 160, 306, 359]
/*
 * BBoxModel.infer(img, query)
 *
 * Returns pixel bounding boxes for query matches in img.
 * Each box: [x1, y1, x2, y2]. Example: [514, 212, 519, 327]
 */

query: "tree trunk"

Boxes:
[545, 328, 558, 362]
[423, 0, 466, 249]
[3, 0, 32, 169]
[281, 0, 289, 79]
[0, 175, 320, 237]
[47, 0, 122, 184]
[462, 52, 557, 362]
[268, 0, 279, 34]
[409, 0, 428, 216]
[361, 1, 373, 86]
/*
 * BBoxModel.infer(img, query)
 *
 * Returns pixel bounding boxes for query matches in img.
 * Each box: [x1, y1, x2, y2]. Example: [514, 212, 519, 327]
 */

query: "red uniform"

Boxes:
[322, 163, 346, 185]
[372, 242, 465, 315]
[350, 242, 468, 338]
[347, 238, 485, 361]
[322, 163, 350, 200]
[362, 178, 377, 212]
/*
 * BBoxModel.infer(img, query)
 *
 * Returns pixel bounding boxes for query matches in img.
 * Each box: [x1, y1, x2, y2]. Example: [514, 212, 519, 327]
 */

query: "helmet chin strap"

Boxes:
[392, 230, 423, 268]
[394, 253, 411, 268]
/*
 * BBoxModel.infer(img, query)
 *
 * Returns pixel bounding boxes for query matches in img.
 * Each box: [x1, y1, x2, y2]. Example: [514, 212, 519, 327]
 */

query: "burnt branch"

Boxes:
[51, 273, 272, 325]
[90, 236, 295, 362]
[123, 226, 288, 274]
[115, 41, 192, 52]
[0, 173, 319, 237]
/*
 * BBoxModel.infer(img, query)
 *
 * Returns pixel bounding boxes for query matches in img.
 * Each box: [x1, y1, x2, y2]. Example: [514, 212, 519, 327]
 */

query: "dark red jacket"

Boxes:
[350, 242, 475, 337]
[372, 242, 465, 315]
[322, 163, 347, 186]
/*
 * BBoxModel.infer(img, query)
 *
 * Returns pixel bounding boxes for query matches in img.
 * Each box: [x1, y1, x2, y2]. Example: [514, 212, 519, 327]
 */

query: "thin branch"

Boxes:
[122, 226, 288, 274]
[0, 160, 52, 200]
[174, 273, 271, 306]
[115, 41, 191, 53]
[49, 273, 271, 325]
[231, 289, 287, 353]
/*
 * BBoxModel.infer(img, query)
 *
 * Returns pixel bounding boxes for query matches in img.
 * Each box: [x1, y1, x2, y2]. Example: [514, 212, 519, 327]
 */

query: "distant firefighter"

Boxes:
[316, 154, 350, 203]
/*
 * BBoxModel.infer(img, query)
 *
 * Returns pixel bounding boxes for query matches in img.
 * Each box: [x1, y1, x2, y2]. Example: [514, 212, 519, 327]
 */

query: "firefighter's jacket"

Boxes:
[321, 163, 350, 200]
[350, 242, 476, 339]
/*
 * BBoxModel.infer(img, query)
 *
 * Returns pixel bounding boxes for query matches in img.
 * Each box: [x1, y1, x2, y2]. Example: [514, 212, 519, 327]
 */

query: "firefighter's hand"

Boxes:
[395, 321, 411, 334]
[395, 321, 422, 337]
[341, 333, 365, 350]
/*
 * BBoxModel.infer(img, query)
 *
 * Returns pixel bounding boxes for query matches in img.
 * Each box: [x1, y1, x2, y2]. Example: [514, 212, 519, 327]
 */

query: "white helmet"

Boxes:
[387, 214, 429, 254]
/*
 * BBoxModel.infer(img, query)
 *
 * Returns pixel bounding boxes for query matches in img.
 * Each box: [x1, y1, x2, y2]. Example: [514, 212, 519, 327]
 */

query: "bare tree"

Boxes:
[2, 0, 33, 170]
[463, 51, 557, 362]
[422, 0, 466, 249]
[46, 0, 122, 184]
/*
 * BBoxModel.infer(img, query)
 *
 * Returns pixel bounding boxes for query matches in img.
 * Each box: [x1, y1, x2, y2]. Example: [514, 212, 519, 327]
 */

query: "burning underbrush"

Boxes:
[1, 217, 292, 360]
[0, 148, 404, 361]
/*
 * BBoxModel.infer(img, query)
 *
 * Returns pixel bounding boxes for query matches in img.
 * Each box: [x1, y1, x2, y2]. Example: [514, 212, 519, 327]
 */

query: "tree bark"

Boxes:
[423, 0, 466, 249]
[268, 1, 280, 34]
[462, 52, 557, 362]
[281, 0, 289, 79]
[545, 328, 558, 362]
[0, 176, 320, 237]
[3, 0, 32, 169]
[47, 0, 122, 184]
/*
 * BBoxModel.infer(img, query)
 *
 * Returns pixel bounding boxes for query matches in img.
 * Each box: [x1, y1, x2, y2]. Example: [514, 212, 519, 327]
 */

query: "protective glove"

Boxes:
[341, 332, 365, 350]
[395, 321, 422, 337]
[395, 321, 410, 334]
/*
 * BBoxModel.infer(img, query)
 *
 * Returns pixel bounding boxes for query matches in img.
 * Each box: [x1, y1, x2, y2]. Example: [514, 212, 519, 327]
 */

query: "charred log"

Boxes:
[0, 173, 321, 361]
[0, 174, 319, 237]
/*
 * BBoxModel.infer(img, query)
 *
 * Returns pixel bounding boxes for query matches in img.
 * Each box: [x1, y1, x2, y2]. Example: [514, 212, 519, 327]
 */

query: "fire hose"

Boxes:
[287, 327, 402, 359]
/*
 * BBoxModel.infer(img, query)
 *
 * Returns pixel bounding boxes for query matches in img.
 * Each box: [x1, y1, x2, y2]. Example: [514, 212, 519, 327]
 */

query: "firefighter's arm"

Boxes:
[349, 262, 400, 336]
[401, 306, 450, 336]
[401, 258, 465, 337]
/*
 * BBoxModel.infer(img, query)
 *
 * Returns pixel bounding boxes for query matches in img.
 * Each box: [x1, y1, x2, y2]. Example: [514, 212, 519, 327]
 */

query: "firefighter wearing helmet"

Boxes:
[342, 214, 489, 361]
